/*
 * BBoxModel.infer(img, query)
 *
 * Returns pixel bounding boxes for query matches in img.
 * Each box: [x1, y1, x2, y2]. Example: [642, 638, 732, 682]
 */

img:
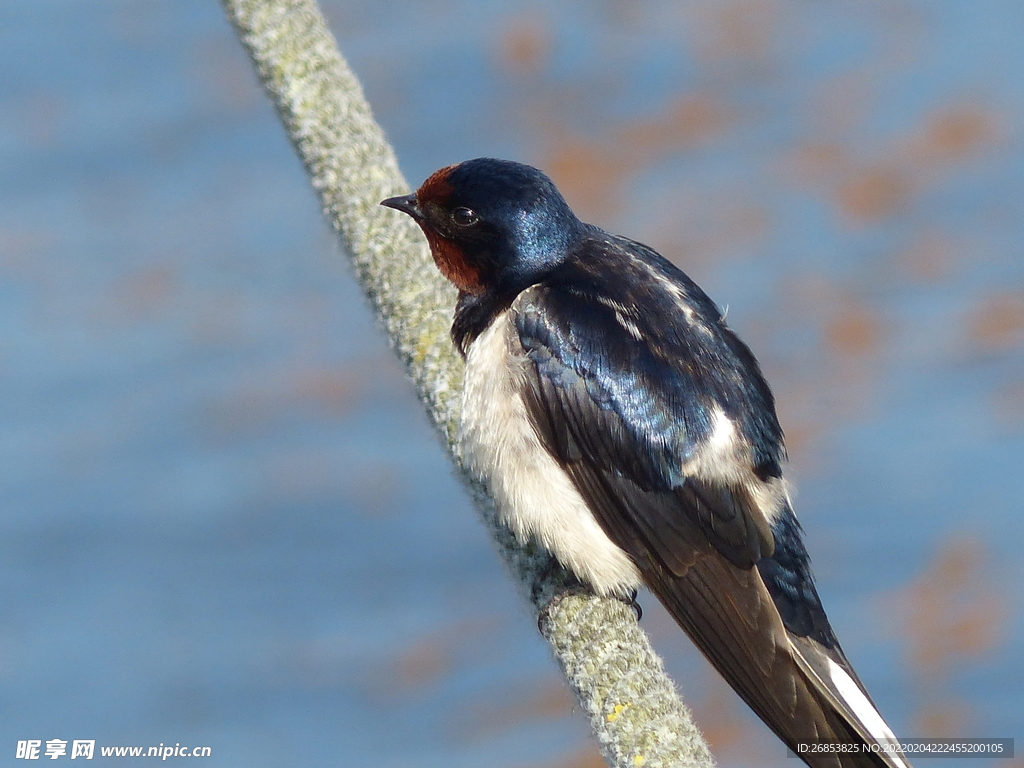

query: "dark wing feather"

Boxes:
[513, 268, 907, 768]
[516, 266, 777, 569]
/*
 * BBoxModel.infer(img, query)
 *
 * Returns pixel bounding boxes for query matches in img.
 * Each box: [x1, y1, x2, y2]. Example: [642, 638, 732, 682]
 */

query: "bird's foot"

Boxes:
[620, 588, 642, 621]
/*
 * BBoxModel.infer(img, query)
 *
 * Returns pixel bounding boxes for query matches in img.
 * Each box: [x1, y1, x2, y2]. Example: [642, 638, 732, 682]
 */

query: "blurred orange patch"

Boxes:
[688, 0, 781, 65]
[497, 15, 552, 76]
[616, 94, 729, 155]
[200, 364, 363, 441]
[393, 635, 451, 689]
[826, 304, 880, 357]
[371, 616, 505, 700]
[893, 229, 956, 283]
[888, 536, 1005, 736]
[105, 265, 177, 324]
[544, 139, 635, 221]
[523, 745, 606, 768]
[772, 277, 887, 434]
[968, 292, 1024, 351]
[915, 701, 973, 743]
[694, 681, 766, 764]
[543, 93, 731, 222]
[792, 101, 1001, 227]
[920, 106, 997, 162]
[290, 366, 358, 414]
[449, 678, 576, 741]
[903, 538, 1003, 674]
[837, 164, 913, 222]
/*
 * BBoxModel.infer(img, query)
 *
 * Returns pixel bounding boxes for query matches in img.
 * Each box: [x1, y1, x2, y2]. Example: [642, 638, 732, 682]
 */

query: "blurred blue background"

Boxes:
[1, 1, 1022, 766]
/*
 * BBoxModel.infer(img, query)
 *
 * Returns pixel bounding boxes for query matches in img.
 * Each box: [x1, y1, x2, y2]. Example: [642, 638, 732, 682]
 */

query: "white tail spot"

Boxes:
[826, 659, 909, 768]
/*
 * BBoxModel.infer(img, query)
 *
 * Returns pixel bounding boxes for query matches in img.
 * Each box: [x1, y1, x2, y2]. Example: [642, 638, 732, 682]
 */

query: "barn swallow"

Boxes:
[382, 158, 909, 768]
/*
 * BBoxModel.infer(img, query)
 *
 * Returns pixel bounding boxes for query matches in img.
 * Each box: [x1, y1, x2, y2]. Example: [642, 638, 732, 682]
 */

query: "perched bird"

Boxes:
[382, 158, 909, 768]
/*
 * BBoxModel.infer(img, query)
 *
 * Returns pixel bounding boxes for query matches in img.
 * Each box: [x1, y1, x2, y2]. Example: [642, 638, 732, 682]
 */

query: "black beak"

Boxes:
[380, 193, 422, 220]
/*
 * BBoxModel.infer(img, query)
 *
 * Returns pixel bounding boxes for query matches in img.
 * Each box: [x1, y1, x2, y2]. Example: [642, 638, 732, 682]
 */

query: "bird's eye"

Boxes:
[451, 207, 479, 227]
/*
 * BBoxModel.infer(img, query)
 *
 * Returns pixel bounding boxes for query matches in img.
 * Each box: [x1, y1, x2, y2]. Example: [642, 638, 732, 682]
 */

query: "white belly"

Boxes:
[458, 310, 641, 597]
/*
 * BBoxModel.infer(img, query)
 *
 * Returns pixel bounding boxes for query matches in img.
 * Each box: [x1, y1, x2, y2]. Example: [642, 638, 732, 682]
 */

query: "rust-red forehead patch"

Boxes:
[416, 163, 457, 204]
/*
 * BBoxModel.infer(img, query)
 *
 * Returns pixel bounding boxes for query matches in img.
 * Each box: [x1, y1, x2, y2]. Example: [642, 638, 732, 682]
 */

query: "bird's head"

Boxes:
[381, 158, 583, 296]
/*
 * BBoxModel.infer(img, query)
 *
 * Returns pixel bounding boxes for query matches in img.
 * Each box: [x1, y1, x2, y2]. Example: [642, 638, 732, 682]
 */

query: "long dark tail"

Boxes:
[643, 552, 910, 768]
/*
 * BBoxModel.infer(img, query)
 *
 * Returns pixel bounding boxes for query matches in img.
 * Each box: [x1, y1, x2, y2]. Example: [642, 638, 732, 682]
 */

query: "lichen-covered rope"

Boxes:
[220, 2, 715, 765]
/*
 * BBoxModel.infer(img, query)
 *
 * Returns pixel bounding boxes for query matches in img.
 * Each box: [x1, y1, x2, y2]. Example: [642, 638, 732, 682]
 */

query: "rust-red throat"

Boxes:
[415, 165, 485, 295]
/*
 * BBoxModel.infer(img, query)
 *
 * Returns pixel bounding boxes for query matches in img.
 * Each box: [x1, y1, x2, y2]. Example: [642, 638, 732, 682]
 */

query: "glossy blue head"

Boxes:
[381, 158, 584, 296]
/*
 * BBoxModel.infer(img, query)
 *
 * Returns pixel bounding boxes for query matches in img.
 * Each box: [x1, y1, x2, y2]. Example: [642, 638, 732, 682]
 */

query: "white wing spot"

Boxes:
[680, 407, 788, 524]
[707, 407, 737, 453]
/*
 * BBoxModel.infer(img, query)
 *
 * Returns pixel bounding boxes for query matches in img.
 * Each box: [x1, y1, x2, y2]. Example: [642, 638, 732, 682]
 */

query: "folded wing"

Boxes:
[512, 269, 909, 768]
